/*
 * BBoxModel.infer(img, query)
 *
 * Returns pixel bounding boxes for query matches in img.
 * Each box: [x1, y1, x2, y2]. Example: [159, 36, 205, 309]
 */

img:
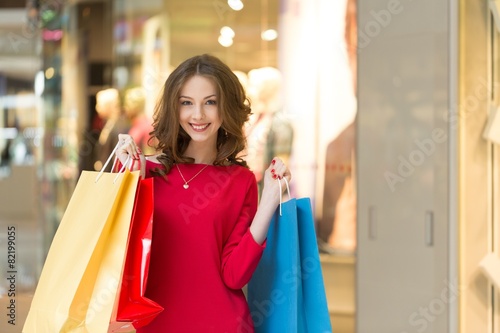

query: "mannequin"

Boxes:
[123, 87, 155, 155]
[319, 0, 358, 253]
[245, 67, 293, 194]
[320, 122, 356, 253]
[94, 88, 130, 171]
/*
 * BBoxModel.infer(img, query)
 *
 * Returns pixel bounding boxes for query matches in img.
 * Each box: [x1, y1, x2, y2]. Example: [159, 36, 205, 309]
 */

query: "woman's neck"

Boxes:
[184, 143, 217, 164]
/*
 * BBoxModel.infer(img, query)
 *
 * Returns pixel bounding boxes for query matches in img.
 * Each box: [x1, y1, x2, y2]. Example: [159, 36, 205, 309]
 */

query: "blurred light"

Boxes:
[218, 35, 233, 47]
[220, 26, 235, 39]
[113, 66, 129, 90]
[45, 67, 55, 79]
[0, 95, 37, 109]
[42, 29, 63, 41]
[34, 71, 45, 96]
[41, 9, 56, 23]
[261, 29, 278, 41]
[94, 160, 103, 171]
[228, 0, 244, 11]
[23, 127, 44, 140]
[52, 135, 64, 148]
[0, 128, 18, 140]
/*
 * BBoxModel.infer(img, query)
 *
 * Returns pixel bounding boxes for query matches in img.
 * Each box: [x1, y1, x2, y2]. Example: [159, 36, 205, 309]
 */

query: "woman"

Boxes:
[116, 54, 291, 332]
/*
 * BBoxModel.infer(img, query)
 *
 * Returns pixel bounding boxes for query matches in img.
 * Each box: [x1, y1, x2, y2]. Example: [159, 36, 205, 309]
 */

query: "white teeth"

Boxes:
[192, 124, 208, 130]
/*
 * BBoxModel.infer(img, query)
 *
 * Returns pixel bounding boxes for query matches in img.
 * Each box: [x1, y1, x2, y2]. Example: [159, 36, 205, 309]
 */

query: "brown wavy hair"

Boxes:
[148, 54, 251, 177]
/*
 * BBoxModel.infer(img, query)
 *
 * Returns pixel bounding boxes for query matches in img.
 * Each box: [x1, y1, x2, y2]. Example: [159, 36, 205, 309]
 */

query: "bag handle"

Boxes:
[278, 177, 291, 216]
[95, 141, 131, 183]
[112, 156, 131, 183]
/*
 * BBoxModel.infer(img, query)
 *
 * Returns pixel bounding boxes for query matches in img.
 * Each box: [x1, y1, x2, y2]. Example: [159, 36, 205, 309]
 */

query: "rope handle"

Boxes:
[95, 141, 132, 183]
[278, 177, 291, 216]
[113, 156, 131, 183]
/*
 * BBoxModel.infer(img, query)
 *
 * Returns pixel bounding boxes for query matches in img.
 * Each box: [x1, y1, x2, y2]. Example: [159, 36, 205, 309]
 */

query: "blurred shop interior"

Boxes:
[6, 0, 500, 332]
[0, 0, 357, 332]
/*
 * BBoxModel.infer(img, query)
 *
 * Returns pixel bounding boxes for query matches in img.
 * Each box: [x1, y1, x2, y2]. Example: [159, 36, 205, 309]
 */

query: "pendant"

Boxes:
[183, 184, 189, 189]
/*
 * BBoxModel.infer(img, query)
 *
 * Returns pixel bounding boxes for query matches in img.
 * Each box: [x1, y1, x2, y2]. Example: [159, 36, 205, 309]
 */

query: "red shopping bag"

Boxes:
[109, 176, 163, 332]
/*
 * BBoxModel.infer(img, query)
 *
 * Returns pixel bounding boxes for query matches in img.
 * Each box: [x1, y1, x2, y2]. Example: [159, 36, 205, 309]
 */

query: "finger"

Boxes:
[119, 136, 140, 159]
[128, 141, 139, 159]
[119, 135, 133, 147]
[272, 163, 286, 179]
[270, 166, 284, 180]
[118, 134, 131, 145]
[269, 157, 284, 177]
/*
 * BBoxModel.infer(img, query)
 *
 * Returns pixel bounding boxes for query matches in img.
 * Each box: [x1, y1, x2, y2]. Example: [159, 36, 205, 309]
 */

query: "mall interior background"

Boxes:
[1, 0, 500, 332]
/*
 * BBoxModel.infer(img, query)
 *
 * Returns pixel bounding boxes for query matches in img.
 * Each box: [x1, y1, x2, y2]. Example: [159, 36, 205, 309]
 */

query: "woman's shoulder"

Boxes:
[145, 154, 163, 165]
[144, 154, 166, 178]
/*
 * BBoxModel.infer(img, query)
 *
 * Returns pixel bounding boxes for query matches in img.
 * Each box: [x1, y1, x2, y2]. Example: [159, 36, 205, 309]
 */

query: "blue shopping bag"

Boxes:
[296, 197, 332, 332]
[247, 195, 332, 333]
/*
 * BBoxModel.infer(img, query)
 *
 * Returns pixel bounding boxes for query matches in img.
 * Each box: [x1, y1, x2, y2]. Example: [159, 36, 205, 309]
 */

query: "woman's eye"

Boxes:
[206, 99, 217, 105]
[180, 100, 192, 106]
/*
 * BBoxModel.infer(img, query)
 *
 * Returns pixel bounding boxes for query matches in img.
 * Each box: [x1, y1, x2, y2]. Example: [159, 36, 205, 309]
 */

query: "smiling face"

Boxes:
[151, 54, 251, 168]
[179, 75, 222, 150]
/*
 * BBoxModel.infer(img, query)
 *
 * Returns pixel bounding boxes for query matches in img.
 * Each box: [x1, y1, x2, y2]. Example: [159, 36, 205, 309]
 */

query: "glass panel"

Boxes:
[0, 5, 43, 332]
[1, 1, 358, 331]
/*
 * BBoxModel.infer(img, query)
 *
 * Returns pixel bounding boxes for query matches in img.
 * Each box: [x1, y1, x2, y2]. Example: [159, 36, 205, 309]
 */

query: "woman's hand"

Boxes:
[261, 157, 292, 206]
[116, 134, 145, 177]
[250, 157, 292, 244]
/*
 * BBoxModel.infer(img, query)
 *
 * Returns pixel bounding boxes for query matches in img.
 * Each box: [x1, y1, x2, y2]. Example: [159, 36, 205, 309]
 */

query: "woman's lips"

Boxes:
[190, 123, 210, 131]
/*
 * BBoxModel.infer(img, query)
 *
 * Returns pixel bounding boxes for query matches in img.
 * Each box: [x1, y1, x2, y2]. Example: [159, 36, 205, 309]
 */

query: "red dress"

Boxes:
[137, 160, 265, 332]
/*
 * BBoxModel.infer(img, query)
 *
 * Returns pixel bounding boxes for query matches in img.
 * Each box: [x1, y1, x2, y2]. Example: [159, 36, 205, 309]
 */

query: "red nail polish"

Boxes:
[271, 169, 275, 173]
[272, 174, 277, 179]
[271, 159, 276, 165]
[278, 175, 282, 180]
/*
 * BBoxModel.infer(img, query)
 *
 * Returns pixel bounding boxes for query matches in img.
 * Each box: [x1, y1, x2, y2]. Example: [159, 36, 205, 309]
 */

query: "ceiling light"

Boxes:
[228, 0, 244, 11]
[261, 29, 278, 41]
[45, 67, 55, 79]
[220, 26, 235, 39]
[218, 35, 233, 47]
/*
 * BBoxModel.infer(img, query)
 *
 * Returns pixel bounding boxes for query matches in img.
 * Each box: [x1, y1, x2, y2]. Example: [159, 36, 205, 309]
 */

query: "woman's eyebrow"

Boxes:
[178, 94, 216, 99]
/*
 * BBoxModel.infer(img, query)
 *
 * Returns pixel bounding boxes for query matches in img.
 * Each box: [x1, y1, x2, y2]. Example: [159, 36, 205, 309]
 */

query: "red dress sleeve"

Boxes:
[220, 174, 266, 290]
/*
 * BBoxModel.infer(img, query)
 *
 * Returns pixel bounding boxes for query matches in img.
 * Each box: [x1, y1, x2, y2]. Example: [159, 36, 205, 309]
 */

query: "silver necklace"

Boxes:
[176, 164, 210, 189]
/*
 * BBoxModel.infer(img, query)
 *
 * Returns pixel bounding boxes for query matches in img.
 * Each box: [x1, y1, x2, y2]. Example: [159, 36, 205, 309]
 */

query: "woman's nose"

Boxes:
[192, 105, 204, 120]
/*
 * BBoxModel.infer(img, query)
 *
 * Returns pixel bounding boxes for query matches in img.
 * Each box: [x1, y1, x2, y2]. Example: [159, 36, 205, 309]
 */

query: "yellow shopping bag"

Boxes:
[23, 167, 140, 333]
